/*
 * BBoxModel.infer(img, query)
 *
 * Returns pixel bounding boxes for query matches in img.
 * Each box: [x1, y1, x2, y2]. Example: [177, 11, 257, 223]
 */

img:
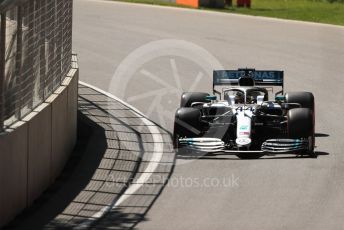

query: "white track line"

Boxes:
[76, 81, 164, 229]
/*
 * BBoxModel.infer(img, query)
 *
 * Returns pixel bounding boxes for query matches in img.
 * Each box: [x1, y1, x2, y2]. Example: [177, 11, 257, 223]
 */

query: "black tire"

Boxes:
[288, 108, 316, 158]
[173, 108, 205, 155]
[180, 92, 210, 107]
[285, 92, 314, 111]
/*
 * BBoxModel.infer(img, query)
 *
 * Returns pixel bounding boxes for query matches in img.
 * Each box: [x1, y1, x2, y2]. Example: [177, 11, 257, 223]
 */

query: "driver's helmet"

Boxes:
[235, 91, 245, 104]
[246, 95, 254, 104]
[246, 91, 262, 104]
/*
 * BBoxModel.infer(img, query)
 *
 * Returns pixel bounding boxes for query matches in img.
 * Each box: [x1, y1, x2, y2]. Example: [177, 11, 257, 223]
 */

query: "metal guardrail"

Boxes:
[0, 0, 73, 132]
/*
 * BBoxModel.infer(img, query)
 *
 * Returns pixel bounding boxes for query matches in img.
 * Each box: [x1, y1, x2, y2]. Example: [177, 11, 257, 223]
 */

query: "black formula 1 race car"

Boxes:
[173, 68, 316, 159]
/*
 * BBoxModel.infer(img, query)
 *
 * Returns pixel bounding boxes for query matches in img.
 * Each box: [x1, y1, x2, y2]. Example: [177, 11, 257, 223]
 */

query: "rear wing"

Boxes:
[213, 69, 283, 86]
[213, 69, 284, 98]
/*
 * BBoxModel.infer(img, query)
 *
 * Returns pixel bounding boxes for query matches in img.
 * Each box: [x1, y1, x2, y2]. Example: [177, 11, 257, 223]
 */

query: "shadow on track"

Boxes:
[5, 85, 175, 230]
[315, 133, 330, 138]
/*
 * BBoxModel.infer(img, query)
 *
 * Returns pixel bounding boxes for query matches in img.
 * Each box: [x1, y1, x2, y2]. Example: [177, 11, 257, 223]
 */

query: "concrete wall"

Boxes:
[0, 55, 79, 227]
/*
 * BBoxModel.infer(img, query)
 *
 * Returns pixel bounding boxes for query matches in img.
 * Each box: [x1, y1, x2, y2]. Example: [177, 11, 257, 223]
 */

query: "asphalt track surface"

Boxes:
[74, 1, 344, 229]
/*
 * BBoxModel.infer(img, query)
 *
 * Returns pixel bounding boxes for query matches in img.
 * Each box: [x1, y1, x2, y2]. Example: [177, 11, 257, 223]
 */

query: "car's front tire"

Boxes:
[173, 107, 205, 155]
[287, 108, 316, 158]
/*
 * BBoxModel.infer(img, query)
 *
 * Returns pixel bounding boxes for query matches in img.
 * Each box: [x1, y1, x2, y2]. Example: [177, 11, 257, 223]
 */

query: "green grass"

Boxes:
[114, 0, 344, 26]
[220, 0, 344, 26]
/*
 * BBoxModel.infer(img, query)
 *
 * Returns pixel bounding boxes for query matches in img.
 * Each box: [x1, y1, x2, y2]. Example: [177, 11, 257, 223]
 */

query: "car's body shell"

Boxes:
[175, 69, 313, 156]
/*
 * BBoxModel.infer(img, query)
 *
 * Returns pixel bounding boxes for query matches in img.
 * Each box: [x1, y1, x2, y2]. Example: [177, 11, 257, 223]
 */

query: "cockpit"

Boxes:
[223, 88, 268, 104]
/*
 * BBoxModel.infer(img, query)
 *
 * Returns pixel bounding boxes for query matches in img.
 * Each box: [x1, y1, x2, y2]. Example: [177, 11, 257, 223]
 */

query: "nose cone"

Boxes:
[236, 137, 252, 147]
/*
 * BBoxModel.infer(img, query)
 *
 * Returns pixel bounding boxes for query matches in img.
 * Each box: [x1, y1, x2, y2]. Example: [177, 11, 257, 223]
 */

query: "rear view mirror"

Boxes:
[205, 95, 217, 101]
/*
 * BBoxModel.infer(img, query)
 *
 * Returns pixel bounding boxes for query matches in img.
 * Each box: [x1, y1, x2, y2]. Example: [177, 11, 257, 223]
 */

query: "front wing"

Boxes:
[178, 137, 309, 155]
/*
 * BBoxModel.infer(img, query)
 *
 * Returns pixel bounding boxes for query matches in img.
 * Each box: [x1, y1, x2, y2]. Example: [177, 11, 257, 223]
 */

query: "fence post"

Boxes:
[15, 6, 23, 120]
[39, 0, 47, 99]
[0, 13, 6, 132]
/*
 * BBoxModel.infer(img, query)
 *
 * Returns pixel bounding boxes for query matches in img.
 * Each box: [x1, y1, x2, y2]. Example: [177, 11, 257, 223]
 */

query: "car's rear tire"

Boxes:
[173, 107, 205, 155]
[180, 92, 210, 107]
[287, 108, 316, 158]
[285, 92, 314, 111]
